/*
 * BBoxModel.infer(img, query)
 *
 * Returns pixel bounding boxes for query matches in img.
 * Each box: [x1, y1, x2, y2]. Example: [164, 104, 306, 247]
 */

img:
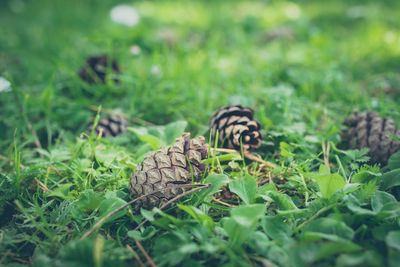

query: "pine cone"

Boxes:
[130, 133, 208, 210]
[91, 114, 128, 137]
[210, 105, 262, 151]
[341, 111, 400, 165]
[79, 55, 120, 84]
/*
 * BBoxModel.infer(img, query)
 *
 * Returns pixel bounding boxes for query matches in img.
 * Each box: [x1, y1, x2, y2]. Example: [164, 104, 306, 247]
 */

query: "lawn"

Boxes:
[1, 0, 400, 266]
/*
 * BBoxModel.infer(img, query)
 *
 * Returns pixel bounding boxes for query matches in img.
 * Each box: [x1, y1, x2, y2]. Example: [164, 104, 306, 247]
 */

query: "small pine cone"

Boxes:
[92, 114, 128, 137]
[79, 55, 120, 84]
[341, 111, 400, 166]
[210, 105, 262, 151]
[130, 133, 208, 210]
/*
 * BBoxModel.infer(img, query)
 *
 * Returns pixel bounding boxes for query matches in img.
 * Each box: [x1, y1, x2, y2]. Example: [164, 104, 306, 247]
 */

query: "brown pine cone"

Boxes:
[91, 113, 128, 137]
[341, 111, 400, 166]
[78, 55, 120, 84]
[130, 133, 208, 210]
[210, 105, 262, 151]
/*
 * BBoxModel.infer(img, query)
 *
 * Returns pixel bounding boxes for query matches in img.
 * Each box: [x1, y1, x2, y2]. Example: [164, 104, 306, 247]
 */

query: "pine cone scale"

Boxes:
[210, 105, 262, 151]
[342, 111, 400, 166]
[130, 133, 208, 210]
[89, 113, 128, 138]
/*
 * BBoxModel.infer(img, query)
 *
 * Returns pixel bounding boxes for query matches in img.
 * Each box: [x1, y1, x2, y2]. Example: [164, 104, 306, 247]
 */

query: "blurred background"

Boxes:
[1, 0, 400, 151]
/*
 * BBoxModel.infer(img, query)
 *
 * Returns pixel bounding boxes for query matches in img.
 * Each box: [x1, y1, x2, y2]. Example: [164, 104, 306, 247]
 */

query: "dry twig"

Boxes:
[126, 245, 146, 267]
[135, 240, 157, 267]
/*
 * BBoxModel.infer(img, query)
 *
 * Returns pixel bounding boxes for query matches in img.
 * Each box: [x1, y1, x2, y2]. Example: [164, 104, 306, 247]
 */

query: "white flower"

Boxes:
[284, 3, 301, 19]
[150, 65, 162, 77]
[0, 77, 12, 93]
[110, 4, 140, 27]
[129, 45, 141, 56]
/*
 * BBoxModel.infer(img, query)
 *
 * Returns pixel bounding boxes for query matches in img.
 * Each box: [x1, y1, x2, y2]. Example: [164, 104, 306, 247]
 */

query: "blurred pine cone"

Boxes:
[79, 55, 120, 84]
[210, 105, 262, 151]
[130, 133, 208, 210]
[341, 111, 400, 165]
[91, 113, 128, 137]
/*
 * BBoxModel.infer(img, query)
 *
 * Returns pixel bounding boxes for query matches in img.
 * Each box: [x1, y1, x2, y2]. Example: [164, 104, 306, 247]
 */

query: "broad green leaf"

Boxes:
[47, 183, 74, 200]
[380, 169, 400, 191]
[311, 172, 346, 198]
[140, 209, 156, 221]
[257, 182, 278, 195]
[346, 194, 377, 215]
[223, 204, 265, 247]
[388, 151, 400, 170]
[351, 167, 381, 184]
[127, 226, 157, 241]
[267, 191, 298, 210]
[128, 127, 163, 150]
[280, 142, 295, 157]
[150, 208, 183, 228]
[310, 234, 361, 260]
[98, 197, 127, 223]
[336, 251, 383, 267]
[164, 120, 188, 144]
[71, 189, 104, 218]
[303, 218, 354, 240]
[129, 120, 188, 149]
[386, 231, 400, 251]
[229, 175, 257, 204]
[178, 204, 214, 230]
[231, 204, 265, 227]
[95, 145, 129, 167]
[247, 231, 272, 255]
[386, 231, 400, 267]
[262, 216, 292, 242]
[371, 191, 397, 212]
[289, 235, 362, 266]
[196, 174, 229, 201]
[319, 164, 331, 175]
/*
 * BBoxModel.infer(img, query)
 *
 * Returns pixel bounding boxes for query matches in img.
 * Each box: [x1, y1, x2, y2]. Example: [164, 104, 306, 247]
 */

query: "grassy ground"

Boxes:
[1, 0, 400, 266]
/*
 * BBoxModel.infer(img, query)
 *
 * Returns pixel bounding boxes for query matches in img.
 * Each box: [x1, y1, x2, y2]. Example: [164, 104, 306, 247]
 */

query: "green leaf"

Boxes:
[128, 127, 163, 150]
[310, 171, 346, 198]
[230, 204, 265, 228]
[280, 142, 295, 157]
[267, 191, 298, 210]
[380, 169, 400, 191]
[346, 194, 376, 215]
[336, 251, 383, 267]
[177, 204, 214, 230]
[351, 166, 381, 184]
[371, 191, 397, 212]
[128, 120, 188, 150]
[71, 189, 104, 219]
[262, 216, 292, 242]
[223, 204, 265, 247]
[308, 234, 362, 260]
[47, 183, 74, 200]
[98, 197, 127, 223]
[196, 174, 229, 202]
[388, 151, 400, 170]
[164, 120, 188, 144]
[229, 175, 257, 204]
[257, 182, 278, 195]
[201, 153, 241, 164]
[386, 231, 400, 251]
[127, 226, 157, 241]
[303, 218, 354, 240]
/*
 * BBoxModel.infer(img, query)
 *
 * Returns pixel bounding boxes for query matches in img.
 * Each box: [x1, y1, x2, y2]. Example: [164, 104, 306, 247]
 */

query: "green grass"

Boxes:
[1, 0, 400, 266]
